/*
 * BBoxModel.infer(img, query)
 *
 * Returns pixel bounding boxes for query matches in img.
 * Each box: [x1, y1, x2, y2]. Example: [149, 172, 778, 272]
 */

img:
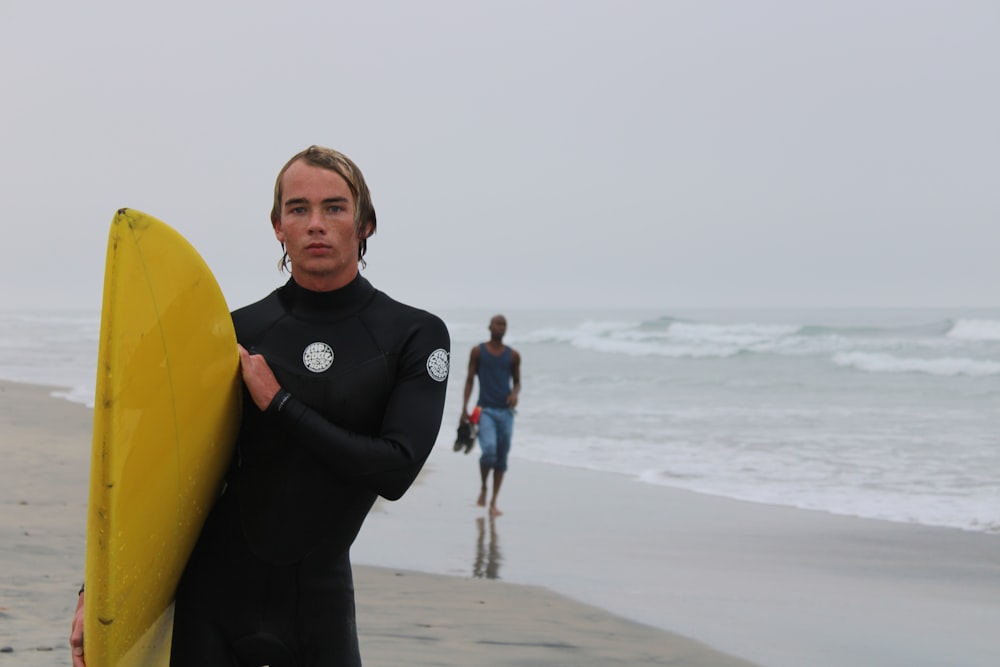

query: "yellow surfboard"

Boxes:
[84, 209, 242, 666]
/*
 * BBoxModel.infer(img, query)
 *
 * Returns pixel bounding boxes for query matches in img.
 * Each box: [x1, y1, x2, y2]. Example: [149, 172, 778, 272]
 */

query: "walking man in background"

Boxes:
[462, 314, 521, 517]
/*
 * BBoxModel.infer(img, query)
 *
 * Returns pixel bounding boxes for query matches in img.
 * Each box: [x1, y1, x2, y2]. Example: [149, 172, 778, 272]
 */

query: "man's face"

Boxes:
[273, 160, 367, 291]
[489, 316, 507, 339]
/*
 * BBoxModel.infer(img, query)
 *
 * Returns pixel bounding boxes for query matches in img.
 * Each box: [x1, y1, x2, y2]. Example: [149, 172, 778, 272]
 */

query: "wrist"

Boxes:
[266, 389, 292, 415]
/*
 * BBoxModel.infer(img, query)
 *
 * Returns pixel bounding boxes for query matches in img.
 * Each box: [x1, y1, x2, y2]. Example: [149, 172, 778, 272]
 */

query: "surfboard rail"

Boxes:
[84, 209, 241, 666]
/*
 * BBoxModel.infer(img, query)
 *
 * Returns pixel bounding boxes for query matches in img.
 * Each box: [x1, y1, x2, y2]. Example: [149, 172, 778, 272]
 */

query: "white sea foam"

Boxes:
[664, 321, 800, 346]
[512, 316, 993, 361]
[832, 351, 1000, 376]
[521, 319, 815, 358]
[517, 421, 1000, 534]
[947, 318, 1000, 341]
[0, 310, 99, 406]
[499, 308, 1000, 534]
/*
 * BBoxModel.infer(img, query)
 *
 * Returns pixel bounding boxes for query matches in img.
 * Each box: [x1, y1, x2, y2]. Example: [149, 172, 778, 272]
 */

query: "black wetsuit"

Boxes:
[171, 275, 450, 666]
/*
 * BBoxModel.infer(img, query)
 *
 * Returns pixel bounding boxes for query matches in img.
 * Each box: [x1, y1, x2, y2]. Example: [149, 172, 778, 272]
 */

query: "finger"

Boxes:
[70, 632, 84, 665]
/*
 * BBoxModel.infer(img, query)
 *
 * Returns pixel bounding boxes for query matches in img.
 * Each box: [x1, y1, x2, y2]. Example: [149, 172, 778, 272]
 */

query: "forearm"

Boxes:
[462, 380, 474, 412]
[270, 385, 446, 500]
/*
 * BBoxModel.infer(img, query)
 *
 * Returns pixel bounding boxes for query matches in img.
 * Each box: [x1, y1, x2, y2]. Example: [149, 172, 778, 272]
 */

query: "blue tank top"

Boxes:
[477, 343, 513, 408]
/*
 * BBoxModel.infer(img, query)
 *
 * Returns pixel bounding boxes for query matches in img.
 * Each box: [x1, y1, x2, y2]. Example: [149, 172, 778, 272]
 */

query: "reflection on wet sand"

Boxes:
[473, 516, 502, 579]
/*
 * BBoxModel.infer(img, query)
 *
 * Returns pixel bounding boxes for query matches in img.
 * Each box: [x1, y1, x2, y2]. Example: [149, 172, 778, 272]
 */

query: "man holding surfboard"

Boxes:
[72, 146, 450, 666]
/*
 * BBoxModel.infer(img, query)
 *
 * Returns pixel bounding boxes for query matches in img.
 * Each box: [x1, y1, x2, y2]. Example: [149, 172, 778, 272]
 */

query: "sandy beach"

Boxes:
[2, 378, 999, 666]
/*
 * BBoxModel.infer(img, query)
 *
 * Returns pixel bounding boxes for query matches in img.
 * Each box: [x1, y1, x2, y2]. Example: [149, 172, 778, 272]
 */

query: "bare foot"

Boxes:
[477, 488, 487, 507]
[489, 505, 503, 517]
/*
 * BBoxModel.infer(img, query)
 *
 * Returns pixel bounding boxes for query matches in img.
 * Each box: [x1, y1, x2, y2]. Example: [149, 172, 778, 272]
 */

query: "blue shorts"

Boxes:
[478, 407, 514, 472]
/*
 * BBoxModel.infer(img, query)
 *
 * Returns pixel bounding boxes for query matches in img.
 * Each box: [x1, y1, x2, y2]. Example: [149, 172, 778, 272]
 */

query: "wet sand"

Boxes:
[357, 414, 1000, 667]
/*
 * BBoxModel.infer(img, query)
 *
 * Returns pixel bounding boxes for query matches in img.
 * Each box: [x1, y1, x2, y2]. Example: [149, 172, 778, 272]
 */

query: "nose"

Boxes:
[306, 210, 325, 232]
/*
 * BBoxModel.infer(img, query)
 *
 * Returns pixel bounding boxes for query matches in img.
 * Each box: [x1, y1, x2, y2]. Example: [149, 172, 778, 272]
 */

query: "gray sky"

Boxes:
[2, 0, 998, 311]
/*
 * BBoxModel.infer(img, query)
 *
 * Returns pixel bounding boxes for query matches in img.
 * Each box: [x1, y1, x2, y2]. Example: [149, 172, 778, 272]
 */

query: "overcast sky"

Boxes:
[2, 0, 998, 312]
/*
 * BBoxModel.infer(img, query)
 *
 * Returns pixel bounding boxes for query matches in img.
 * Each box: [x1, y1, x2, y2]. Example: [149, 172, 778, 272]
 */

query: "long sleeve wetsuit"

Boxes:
[171, 275, 450, 667]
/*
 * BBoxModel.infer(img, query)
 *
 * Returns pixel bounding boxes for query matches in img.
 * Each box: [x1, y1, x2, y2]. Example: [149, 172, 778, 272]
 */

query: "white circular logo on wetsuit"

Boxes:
[426, 348, 450, 382]
[302, 342, 334, 373]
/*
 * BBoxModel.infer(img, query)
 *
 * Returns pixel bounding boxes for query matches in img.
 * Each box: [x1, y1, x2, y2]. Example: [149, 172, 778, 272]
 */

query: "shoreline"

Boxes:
[356, 413, 1000, 667]
[0, 379, 758, 666]
[3, 378, 999, 666]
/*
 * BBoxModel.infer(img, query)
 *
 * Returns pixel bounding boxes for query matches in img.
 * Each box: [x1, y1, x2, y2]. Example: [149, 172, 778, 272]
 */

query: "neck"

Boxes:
[291, 266, 359, 292]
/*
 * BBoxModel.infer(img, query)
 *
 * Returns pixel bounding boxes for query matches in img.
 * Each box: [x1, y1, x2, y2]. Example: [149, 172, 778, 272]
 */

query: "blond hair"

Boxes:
[271, 145, 377, 270]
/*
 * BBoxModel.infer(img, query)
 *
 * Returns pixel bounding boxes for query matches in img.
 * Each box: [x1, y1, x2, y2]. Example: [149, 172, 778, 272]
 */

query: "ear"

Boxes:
[272, 216, 285, 243]
[358, 222, 375, 241]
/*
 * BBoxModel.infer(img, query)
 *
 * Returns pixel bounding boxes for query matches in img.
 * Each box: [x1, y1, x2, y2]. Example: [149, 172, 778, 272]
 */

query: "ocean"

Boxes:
[2, 306, 998, 534]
